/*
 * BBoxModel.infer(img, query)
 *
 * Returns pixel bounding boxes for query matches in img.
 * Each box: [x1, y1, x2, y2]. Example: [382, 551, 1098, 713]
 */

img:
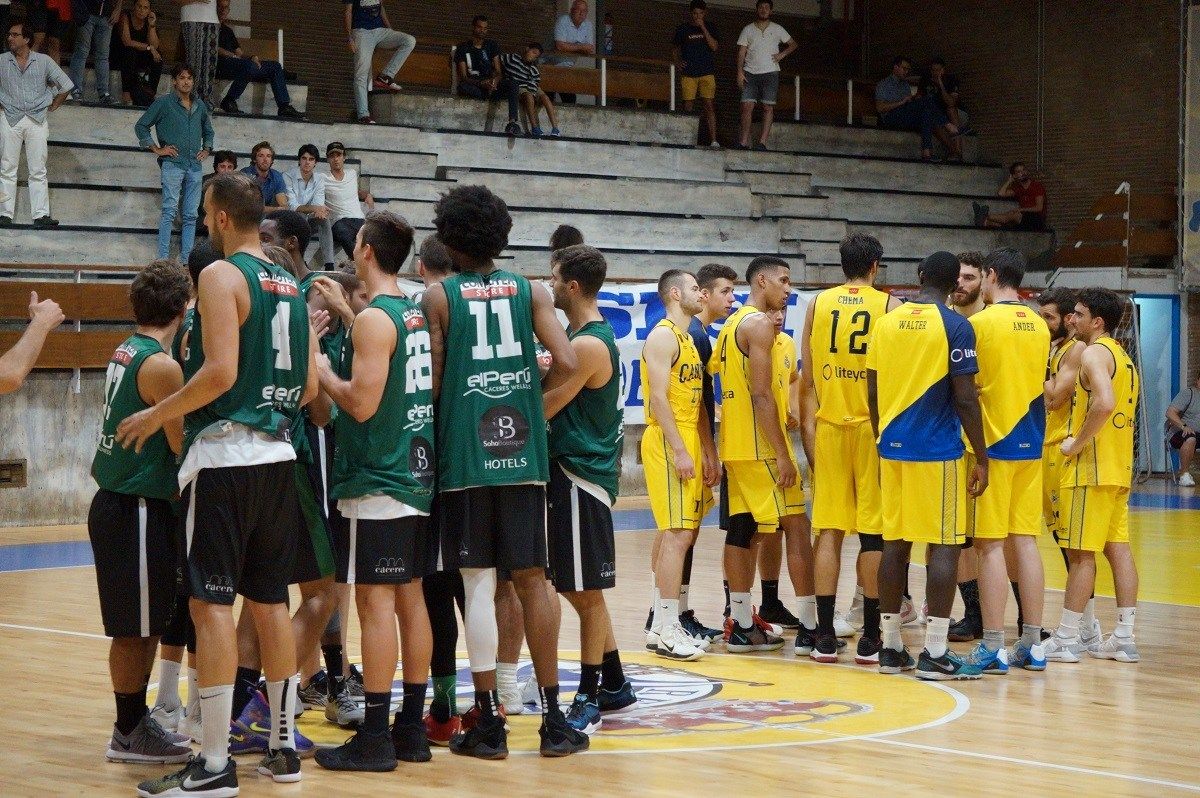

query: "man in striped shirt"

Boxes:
[500, 43, 560, 137]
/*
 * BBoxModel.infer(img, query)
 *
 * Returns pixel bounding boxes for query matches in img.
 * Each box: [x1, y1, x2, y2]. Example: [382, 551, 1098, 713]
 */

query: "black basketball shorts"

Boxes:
[547, 461, 616, 593]
[438, 483, 548, 573]
[331, 498, 428, 586]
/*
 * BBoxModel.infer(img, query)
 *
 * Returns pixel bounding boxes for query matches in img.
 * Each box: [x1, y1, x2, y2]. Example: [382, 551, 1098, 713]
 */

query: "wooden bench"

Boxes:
[1052, 191, 1175, 268]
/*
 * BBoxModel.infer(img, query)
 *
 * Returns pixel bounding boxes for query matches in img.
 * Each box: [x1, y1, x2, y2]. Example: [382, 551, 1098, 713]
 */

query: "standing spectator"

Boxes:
[117, 0, 162, 107]
[344, 0, 414, 125]
[213, 0, 304, 119]
[68, 0, 121, 104]
[1166, 373, 1200, 486]
[921, 57, 970, 134]
[323, 140, 373, 257]
[196, 147, 234, 235]
[735, 0, 796, 151]
[455, 16, 519, 136]
[975, 162, 1047, 230]
[602, 11, 613, 55]
[875, 55, 960, 161]
[31, 0, 73, 64]
[673, 0, 720, 148]
[135, 64, 213, 259]
[239, 140, 288, 211]
[500, 43, 559, 137]
[0, 20, 72, 228]
[178, 0, 218, 108]
[552, 0, 595, 104]
[285, 143, 333, 268]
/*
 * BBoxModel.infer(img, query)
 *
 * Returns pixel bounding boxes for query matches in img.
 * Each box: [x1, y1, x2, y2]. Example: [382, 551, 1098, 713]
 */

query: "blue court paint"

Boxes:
[0, 540, 94, 573]
[1129, 491, 1200, 511]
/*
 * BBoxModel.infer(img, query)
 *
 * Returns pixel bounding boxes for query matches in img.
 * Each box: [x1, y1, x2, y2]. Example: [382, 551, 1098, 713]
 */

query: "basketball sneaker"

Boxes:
[314, 729, 397, 772]
[297, 671, 328, 711]
[565, 693, 602, 735]
[346, 665, 365, 699]
[878, 646, 916, 674]
[726, 620, 784, 653]
[899, 597, 918, 625]
[392, 720, 433, 762]
[1081, 618, 1103, 649]
[424, 712, 461, 746]
[498, 680, 523, 715]
[229, 691, 316, 757]
[1087, 634, 1140, 663]
[107, 715, 193, 764]
[649, 621, 706, 661]
[916, 649, 983, 680]
[450, 712, 508, 760]
[539, 711, 590, 756]
[846, 590, 864, 630]
[520, 673, 542, 713]
[855, 636, 882, 665]
[794, 625, 816, 655]
[149, 701, 184, 733]
[256, 748, 302, 783]
[948, 615, 983, 642]
[1008, 640, 1047, 671]
[1042, 634, 1086, 663]
[325, 686, 365, 727]
[833, 615, 857, 638]
[810, 633, 839, 663]
[962, 642, 1009, 675]
[679, 610, 723, 644]
[179, 703, 202, 744]
[597, 681, 638, 714]
[757, 601, 800, 630]
[753, 608, 785, 637]
[917, 600, 930, 625]
[136, 756, 237, 798]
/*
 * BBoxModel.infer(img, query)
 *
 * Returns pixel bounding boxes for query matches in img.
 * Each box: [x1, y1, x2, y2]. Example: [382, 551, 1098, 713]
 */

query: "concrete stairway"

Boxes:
[74, 68, 309, 116]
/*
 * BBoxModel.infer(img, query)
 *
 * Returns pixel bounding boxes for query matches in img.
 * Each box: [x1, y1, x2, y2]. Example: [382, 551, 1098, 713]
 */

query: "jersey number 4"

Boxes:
[468, 300, 523, 360]
[829, 309, 870, 355]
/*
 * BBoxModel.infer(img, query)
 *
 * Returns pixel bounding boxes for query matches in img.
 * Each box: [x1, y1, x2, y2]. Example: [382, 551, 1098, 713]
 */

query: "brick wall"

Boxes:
[864, 0, 1180, 235]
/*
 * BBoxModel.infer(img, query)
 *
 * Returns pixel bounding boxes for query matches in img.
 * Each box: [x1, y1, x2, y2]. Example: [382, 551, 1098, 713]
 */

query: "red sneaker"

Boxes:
[424, 712, 461, 746]
[357, 115, 376, 125]
[373, 74, 403, 92]
[460, 703, 508, 733]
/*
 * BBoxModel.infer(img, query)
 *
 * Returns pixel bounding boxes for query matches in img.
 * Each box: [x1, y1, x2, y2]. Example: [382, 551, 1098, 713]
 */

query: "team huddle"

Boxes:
[84, 172, 1141, 798]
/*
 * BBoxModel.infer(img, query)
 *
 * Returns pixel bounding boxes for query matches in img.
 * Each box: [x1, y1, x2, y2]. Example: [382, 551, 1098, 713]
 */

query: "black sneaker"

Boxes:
[504, 121, 522, 136]
[948, 615, 982, 642]
[810, 633, 839, 663]
[392, 719, 432, 762]
[757, 601, 800, 630]
[679, 609, 722, 643]
[727, 621, 784, 653]
[33, 216, 59, 227]
[753, 142, 768, 151]
[916, 649, 983, 681]
[314, 730, 397, 772]
[256, 747, 302, 783]
[878, 646, 916, 674]
[855, 636, 882, 665]
[449, 712, 508, 760]
[0, 216, 12, 227]
[793, 624, 817, 655]
[219, 98, 243, 115]
[136, 756, 237, 797]
[972, 201, 990, 228]
[278, 104, 307, 120]
[596, 680, 637, 714]
[539, 711, 589, 757]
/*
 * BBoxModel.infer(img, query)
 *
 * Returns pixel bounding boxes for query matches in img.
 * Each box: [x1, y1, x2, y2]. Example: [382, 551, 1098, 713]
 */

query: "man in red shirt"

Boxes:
[974, 162, 1047, 231]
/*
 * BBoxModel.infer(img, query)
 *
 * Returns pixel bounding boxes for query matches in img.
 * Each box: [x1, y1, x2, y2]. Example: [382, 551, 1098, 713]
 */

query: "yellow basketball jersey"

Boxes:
[713, 305, 789, 461]
[1064, 336, 1138, 488]
[772, 330, 798, 460]
[641, 318, 704, 428]
[969, 301, 1051, 460]
[1045, 337, 1078, 446]
[809, 284, 891, 424]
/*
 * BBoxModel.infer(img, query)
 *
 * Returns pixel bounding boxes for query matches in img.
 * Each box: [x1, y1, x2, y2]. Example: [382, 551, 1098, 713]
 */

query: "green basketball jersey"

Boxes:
[170, 306, 195, 364]
[298, 271, 347, 362]
[332, 294, 435, 511]
[92, 334, 178, 501]
[182, 252, 310, 453]
[548, 320, 622, 504]
[437, 269, 548, 489]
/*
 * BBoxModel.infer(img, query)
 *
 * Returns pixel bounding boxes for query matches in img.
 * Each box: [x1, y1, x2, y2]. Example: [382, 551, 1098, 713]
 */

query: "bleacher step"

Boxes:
[767, 121, 981, 163]
[822, 186, 1018, 226]
[74, 68, 308, 115]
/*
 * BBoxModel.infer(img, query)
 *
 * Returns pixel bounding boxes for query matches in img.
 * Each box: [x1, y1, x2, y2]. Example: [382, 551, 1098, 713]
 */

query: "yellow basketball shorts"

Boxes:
[881, 457, 967, 545]
[680, 74, 717, 101]
[1042, 443, 1066, 543]
[965, 455, 1042, 539]
[1057, 485, 1130, 552]
[724, 459, 806, 534]
[642, 424, 713, 531]
[810, 419, 882, 536]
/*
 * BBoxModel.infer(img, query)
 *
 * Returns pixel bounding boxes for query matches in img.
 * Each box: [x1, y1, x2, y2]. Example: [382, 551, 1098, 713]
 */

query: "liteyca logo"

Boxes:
[465, 367, 534, 399]
[375, 557, 407, 575]
[205, 574, 234, 595]
[949, 347, 977, 363]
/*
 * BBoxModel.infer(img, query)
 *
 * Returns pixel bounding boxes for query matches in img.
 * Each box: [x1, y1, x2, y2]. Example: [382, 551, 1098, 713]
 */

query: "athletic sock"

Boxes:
[1011, 581, 1024, 629]
[199, 684, 234, 772]
[1082, 597, 1097, 632]
[761, 579, 780, 608]
[925, 617, 950, 658]
[600, 649, 625, 691]
[431, 674, 458, 720]
[158, 660, 182, 709]
[649, 583, 660, 622]
[577, 663, 601, 698]
[729, 592, 753, 628]
[496, 662, 518, 700]
[265, 676, 296, 752]
[321, 644, 344, 680]
[231, 666, 261, 721]
[815, 595, 835, 635]
[1056, 608, 1082, 640]
[1115, 606, 1136, 638]
[540, 684, 561, 718]
[722, 580, 730, 617]
[798, 595, 818, 631]
[399, 682, 426, 725]
[364, 691, 390, 736]
[1020, 623, 1041, 648]
[905, 563, 914, 600]
[678, 584, 690, 615]
[959, 579, 981, 624]
[115, 688, 148, 736]
[881, 612, 902, 651]
[682, 545, 694, 589]
[863, 597, 881, 639]
[474, 689, 499, 720]
[982, 629, 1004, 653]
[186, 667, 199, 719]
[654, 598, 680, 634]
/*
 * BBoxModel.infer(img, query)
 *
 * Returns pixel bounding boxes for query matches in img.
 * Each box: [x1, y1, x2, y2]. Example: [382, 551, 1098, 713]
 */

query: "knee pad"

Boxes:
[724, 513, 757, 549]
[858, 533, 884, 553]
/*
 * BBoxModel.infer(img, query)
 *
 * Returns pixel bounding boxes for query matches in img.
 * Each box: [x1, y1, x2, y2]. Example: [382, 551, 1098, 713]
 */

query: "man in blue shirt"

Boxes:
[344, 0, 415, 124]
[552, 0, 595, 103]
[135, 64, 214, 260]
[673, 1, 720, 148]
[240, 141, 288, 212]
[875, 56, 961, 161]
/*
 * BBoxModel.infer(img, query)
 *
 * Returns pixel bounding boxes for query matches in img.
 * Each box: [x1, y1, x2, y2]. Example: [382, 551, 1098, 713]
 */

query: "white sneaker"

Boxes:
[688, 632, 713, 651]
[833, 615, 856, 638]
[1081, 618, 1103, 648]
[519, 673, 541, 713]
[708, 141, 722, 149]
[324, 686, 365, 726]
[1088, 633, 1140, 663]
[1043, 634, 1085, 663]
[149, 702, 182, 733]
[917, 601, 929, 625]
[649, 622, 705, 661]
[178, 704, 202, 744]
[899, 597, 918, 626]
[845, 590, 864, 630]
[1178, 472, 1195, 487]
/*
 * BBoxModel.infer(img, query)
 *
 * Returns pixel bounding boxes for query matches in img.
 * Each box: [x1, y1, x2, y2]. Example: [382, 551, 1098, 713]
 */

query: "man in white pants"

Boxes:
[0, 21, 73, 228]
[344, 0, 415, 124]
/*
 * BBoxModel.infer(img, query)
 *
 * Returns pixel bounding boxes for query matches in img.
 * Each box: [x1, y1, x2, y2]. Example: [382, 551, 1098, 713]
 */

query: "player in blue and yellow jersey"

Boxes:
[867, 250, 988, 681]
[800, 232, 899, 665]
[1044, 288, 1142, 664]
[959, 249, 1051, 674]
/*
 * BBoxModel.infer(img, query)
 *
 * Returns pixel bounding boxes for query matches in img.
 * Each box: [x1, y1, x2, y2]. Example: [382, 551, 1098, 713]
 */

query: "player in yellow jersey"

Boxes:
[1044, 288, 1141, 664]
[957, 249, 1051, 674]
[868, 251, 988, 680]
[641, 269, 714, 661]
[799, 233, 899, 665]
[1037, 288, 1103, 648]
[712, 256, 809, 655]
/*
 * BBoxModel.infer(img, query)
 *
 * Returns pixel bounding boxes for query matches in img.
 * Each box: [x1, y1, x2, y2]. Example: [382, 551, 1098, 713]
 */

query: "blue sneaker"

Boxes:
[963, 642, 1009, 675]
[550, 127, 561, 137]
[916, 649, 983, 681]
[230, 690, 316, 758]
[597, 680, 637, 714]
[531, 125, 543, 137]
[564, 694, 602, 735]
[1009, 640, 1048, 671]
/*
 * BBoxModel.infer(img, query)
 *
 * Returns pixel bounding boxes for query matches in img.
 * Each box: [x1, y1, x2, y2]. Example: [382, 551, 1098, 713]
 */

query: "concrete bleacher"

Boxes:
[74, 68, 309, 117]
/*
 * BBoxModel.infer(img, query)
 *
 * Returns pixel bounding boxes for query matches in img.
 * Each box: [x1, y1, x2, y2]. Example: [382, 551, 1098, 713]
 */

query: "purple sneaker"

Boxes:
[229, 690, 316, 758]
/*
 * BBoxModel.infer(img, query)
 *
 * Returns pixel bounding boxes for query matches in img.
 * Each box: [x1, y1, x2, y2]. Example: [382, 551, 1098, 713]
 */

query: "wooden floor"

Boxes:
[1, 484, 1199, 796]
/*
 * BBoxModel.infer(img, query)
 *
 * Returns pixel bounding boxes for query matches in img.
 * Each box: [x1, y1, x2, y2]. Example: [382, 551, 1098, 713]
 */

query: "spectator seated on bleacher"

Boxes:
[455, 15, 520, 137]
[214, 0, 303, 119]
[919, 56, 971, 136]
[196, 149, 236, 236]
[551, 0, 595, 104]
[500, 43, 559, 138]
[323, 140, 374, 258]
[240, 141, 288, 212]
[116, 0, 161, 107]
[876, 55, 961, 162]
[974, 161, 1047, 231]
[285, 143, 334, 268]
